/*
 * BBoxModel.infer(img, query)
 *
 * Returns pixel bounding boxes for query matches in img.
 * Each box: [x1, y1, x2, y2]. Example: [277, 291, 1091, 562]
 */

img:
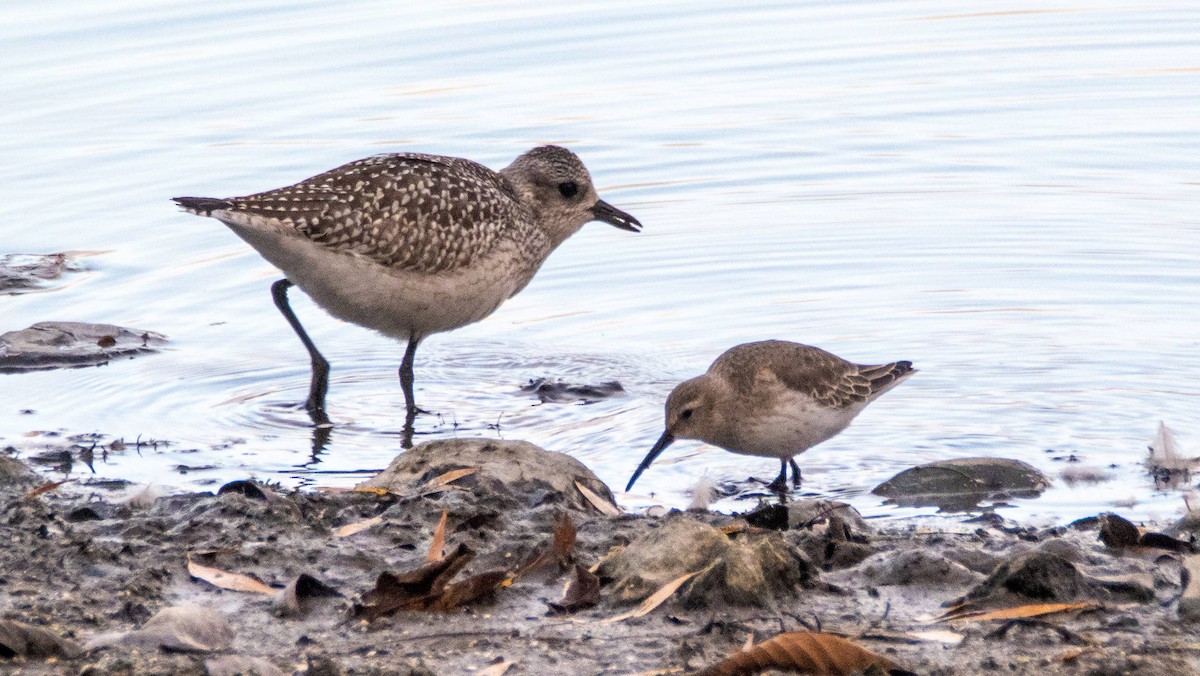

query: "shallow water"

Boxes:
[2, 0, 1198, 524]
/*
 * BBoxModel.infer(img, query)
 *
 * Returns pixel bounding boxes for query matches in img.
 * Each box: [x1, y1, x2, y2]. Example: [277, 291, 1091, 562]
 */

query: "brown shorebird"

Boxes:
[175, 146, 640, 438]
[626, 340, 915, 493]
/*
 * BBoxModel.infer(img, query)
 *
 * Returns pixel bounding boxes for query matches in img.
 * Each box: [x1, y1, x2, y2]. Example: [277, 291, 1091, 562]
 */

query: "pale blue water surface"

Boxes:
[1, 0, 1197, 524]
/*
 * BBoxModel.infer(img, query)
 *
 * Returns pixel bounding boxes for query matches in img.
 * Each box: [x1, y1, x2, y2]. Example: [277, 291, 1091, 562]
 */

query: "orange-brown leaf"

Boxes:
[23, 479, 75, 499]
[186, 556, 275, 596]
[553, 511, 576, 565]
[694, 631, 906, 676]
[427, 570, 511, 611]
[576, 480, 621, 516]
[426, 510, 448, 563]
[333, 515, 383, 538]
[601, 569, 702, 623]
[937, 602, 1095, 623]
[548, 563, 600, 614]
[353, 543, 475, 620]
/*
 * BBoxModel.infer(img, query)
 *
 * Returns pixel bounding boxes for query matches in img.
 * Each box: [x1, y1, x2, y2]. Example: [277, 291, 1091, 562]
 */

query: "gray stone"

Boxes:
[872, 457, 1050, 510]
[0, 321, 167, 372]
[860, 549, 982, 586]
[357, 438, 619, 513]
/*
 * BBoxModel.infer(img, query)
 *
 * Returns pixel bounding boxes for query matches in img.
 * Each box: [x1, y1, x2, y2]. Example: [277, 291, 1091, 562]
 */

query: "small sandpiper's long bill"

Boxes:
[174, 145, 640, 438]
[626, 340, 915, 493]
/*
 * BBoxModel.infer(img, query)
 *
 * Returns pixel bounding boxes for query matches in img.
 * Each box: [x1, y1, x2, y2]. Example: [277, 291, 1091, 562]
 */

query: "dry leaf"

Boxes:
[333, 515, 383, 538]
[352, 543, 475, 620]
[549, 563, 601, 614]
[352, 486, 392, 496]
[23, 479, 75, 499]
[694, 631, 907, 676]
[938, 601, 1095, 623]
[742, 631, 754, 651]
[430, 467, 479, 486]
[602, 569, 701, 623]
[478, 660, 514, 676]
[427, 570, 511, 611]
[427, 510, 448, 563]
[517, 511, 578, 579]
[576, 480, 621, 516]
[187, 556, 275, 596]
[554, 510, 577, 564]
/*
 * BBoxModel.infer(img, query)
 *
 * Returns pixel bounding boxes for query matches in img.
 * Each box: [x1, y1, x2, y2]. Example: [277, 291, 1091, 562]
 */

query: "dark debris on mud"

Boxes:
[3, 439, 1200, 675]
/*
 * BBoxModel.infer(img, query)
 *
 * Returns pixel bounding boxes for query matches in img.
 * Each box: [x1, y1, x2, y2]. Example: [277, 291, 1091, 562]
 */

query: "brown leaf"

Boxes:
[23, 478, 75, 499]
[477, 660, 514, 676]
[937, 601, 1095, 623]
[601, 569, 703, 623]
[430, 467, 479, 486]
[554, 510, 576, 565]
[694, 631, 907, 676]
[549, 563, 601, 613]
[353, 543, 475, 620]
[333, 515, 383, 538]
[427, 570, 512, 611]
[187, 555, 276, 595]
[426, 510, 448, 563]
[1099, 513, 1140, 548]
[576, 480, 622, 516]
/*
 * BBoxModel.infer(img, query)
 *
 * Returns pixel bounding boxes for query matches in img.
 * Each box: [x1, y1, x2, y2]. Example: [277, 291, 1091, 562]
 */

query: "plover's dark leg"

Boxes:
[271, 279, 331, 424]
[789, 458, 803, 487]
[399, 337, 423, 416]
[766, 459, 789, 492]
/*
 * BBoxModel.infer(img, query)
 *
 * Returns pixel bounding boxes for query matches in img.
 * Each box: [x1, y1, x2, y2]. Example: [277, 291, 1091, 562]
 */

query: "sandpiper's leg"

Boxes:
[789, 458, 803, 487]
[766, 460, 789, 493]
[271, 279, 330, 424]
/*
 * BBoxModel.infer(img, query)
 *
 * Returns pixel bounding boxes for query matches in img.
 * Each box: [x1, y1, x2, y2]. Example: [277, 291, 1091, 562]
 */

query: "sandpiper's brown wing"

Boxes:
[711, 340, 913, 409]
[174, 153, 522, 274]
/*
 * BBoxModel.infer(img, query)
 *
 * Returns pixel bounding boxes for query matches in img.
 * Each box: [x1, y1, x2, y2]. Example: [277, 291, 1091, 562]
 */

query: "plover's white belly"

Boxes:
[229, 223, 527, 340]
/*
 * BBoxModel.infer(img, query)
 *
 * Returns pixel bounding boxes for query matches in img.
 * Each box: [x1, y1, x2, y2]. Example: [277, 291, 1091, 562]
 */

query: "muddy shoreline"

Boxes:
[3, 437, 1200, 675]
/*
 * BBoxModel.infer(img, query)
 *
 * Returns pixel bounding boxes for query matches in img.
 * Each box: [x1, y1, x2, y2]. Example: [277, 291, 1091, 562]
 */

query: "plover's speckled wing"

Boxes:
[712, 340, 909, 409]
[182, 153, 522, 275]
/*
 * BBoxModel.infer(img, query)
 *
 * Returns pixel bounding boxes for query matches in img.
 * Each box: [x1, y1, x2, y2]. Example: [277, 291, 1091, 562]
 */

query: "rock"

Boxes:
[787, 499, 870, 532]
[0, 454, 37, 483]
[960, 550, 1156, 607]
[85, 605, 234, 653]
[595, 514, 817, 607]
[520, 378, 625, 403]
[358, 438, 619, 513]
[871, 457, 1050, 510]
[0, 619, 83, 659]
[0, 252, 83, 295]
[860, 549, 982, 586]
[0, 321, 167, 372]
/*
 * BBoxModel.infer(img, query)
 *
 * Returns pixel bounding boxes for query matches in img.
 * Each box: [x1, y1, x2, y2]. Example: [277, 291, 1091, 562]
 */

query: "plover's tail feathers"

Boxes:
[173, 196, 233, 216]
[861, 360, 915, 397]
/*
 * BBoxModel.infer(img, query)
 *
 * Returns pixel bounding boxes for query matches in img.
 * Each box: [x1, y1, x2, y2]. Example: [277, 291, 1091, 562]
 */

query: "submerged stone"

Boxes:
[872, 457, 1050, 510]
[0, 321, 167, 372]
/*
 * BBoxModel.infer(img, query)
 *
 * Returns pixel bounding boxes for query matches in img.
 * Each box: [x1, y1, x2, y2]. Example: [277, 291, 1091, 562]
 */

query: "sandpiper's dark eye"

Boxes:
[558, 181, 579, 198]
[681, 408, 694, 420]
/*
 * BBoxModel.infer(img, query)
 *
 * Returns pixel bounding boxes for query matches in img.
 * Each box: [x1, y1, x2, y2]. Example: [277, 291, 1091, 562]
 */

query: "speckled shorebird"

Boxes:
[625, 340, 915, 493]
[174, 146, 640, 428]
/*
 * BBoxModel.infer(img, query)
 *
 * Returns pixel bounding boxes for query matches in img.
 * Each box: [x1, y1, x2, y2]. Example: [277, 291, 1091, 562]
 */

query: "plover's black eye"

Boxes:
[558, 181, 579, 198]
[681, 408, 694, 420]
